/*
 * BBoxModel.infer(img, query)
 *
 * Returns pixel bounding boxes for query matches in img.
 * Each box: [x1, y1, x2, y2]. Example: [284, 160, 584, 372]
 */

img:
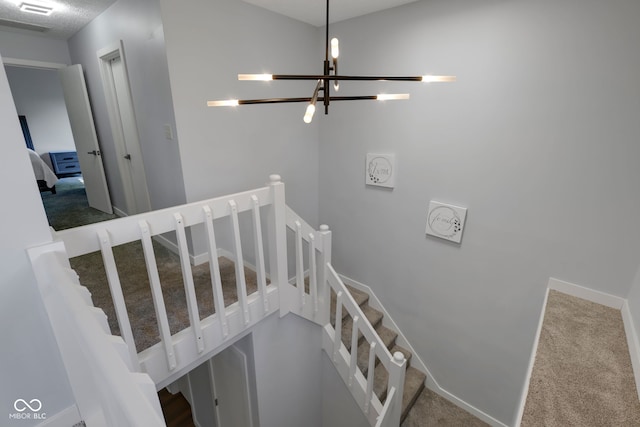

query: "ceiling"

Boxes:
[242, 0, 420, 27]
[0, 0, 418, 41]
[0, 0, 116, 39]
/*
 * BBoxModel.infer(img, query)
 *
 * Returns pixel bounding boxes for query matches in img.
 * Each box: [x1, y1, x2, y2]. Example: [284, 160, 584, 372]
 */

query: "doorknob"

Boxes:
[124, 154, 131, 160]
[88, 150, 98, 155]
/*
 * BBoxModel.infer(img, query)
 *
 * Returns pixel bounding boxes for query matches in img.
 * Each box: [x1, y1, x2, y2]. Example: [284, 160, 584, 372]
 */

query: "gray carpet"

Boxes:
[522, 290, 640, 426]
[402, 388, 488, 426]
[70, 243, 258, 352]
[41, 176, 259, 352]
[40, 176, 117, 230]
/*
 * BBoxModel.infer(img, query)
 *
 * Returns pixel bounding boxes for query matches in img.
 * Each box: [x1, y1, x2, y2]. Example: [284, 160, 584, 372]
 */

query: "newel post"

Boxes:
[318, 224, 332, 325]
[385, 351, 407, 426]
[266, 174, 289, 317]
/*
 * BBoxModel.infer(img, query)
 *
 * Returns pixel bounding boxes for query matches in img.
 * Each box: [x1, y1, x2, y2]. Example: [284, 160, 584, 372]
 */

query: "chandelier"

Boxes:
[207, 0, 455, 123]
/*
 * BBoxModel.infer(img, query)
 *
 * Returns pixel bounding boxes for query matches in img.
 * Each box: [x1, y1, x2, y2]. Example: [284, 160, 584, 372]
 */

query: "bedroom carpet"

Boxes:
[521, 290, 640, 426]
[40, 176, 116, 230]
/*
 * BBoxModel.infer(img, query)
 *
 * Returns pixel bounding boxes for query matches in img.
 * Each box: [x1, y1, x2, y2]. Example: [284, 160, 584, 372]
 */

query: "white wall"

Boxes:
[0, 55, 74, 425]
[0, 30, 70, 64]
[321, 353, 369, 427]
[159, 0, 321, 256]
[251, 313, 323, 427]
[67, 0, 186, 211]
[319, 0, 640, 424]
[5, 66, 75, 155]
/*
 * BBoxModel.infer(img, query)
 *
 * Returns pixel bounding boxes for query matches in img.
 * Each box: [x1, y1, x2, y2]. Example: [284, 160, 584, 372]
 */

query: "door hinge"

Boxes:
[214, 398, 219, 406]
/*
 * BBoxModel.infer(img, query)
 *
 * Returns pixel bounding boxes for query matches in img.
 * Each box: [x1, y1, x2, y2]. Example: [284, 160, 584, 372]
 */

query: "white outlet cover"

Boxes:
[425, 201, 467, 243]
[366, 153, 396, 188]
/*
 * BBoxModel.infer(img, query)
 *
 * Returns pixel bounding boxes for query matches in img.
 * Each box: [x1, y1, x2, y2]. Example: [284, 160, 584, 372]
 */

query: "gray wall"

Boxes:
[6, 66, 76, 155]
[319, 0, 640, 424]
[0, 55, 74, 425]
[251, 313, 323, 427]
[0, 29, 71, 64]
[321, 353, 369, 427]
[67, 0, 186, 212]
[160, 0, 321, 256]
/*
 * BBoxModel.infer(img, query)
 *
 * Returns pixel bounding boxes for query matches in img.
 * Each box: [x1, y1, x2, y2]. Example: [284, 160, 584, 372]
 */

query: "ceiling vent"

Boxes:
[19, 2, 53, 15]
[0, 18, 50, 32]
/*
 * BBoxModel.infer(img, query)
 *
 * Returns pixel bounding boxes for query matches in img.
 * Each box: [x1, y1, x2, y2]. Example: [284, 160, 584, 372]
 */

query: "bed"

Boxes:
[28, 148, 59, 194]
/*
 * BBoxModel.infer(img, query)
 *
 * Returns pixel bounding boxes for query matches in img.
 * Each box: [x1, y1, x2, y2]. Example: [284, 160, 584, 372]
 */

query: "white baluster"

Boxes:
[308, 233, 318, 314]
[138, 220, 176, 371]
[229, 200, 250, 325]
[295, 220, 305, 309]
[203, 206, 229, 338]
[174, 213, 204, 353]
[333, 291, 343, 362]
[365, 341, 377, 413]
[97, 230, 139, 371]
[251, 195, 269, 314]
[349, 315, 360, 387]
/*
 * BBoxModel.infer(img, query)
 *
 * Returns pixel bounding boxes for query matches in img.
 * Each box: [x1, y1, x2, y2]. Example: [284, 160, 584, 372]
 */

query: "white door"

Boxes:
[211, 345, 253, 427]
[58, 64, 113, 214]
[98, 42, 151, 215]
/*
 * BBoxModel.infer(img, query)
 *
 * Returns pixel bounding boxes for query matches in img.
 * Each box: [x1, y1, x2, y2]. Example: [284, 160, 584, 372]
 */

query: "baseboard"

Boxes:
[35, 404, 81, 427]
[112, 206, 128, 218]
[548, 277, 625, 309]
[514, 287, 550, 427]
[517, 277, 640, 418]
[338, 274, 508, 427]
[622, 301, 640, 401]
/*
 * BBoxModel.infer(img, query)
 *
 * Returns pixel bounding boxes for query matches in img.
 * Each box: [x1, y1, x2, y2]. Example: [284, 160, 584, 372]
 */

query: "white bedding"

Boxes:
[28, 149, 59, 188]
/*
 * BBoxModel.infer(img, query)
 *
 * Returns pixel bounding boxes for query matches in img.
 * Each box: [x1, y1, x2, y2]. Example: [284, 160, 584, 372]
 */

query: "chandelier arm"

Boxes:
[239, 95, 382, 104]
[269, 74, 425, 81]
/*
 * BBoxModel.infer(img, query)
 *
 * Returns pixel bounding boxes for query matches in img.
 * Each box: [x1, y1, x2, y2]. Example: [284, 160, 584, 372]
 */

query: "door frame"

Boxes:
[3, 57, 114, 215]
[97, 41, 151, 215]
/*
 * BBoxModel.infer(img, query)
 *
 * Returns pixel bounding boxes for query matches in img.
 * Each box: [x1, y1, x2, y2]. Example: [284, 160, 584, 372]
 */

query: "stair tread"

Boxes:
[357, 325, 399, 375]
[341, 305, 384, 351]
[371, 365, 426, 422]
[401, 367, 427, 424]
[330, 285, 370, 323]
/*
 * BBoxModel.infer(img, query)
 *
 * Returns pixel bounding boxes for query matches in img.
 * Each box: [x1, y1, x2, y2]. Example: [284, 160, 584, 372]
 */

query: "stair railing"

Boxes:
[52, 175, 288, 387]
[36, 174, 406, 426]
[28, 241, 165, 426]
[285, 210, 407, 427]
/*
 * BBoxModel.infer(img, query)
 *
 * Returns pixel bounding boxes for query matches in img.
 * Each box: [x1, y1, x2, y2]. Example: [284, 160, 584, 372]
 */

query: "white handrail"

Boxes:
[28, 242, 165, 426]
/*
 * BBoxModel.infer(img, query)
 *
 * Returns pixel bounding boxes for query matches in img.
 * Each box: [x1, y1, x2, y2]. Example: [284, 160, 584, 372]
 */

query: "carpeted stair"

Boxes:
[330, 285, 426, 424]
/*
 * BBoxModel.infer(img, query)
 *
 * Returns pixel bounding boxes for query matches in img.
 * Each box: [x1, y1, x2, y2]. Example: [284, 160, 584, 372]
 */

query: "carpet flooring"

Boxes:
[40, 176, 116, 230]
[70, 243, 258, 351]
[522, 290, 640, 426]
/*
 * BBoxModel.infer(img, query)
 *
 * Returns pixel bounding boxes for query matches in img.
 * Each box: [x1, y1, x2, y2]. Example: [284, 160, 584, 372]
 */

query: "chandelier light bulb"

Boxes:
[421, 75, 457, 83]
[207, 99, 239, 107]
[331, 38, 339, 59]
[376, 93, 410, 101]
[303, 104, 316, 123]
[238, 74, 273, 81]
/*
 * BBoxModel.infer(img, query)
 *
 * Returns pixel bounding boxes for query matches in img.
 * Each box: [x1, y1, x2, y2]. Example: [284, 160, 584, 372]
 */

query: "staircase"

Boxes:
[30, 175, 425, 426]
[332, 285, 426, 424]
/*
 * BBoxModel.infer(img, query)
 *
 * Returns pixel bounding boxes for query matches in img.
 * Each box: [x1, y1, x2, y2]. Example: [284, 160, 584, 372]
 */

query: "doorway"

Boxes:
[4, 58, 114, 227]
[97, 41, 151, 216]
